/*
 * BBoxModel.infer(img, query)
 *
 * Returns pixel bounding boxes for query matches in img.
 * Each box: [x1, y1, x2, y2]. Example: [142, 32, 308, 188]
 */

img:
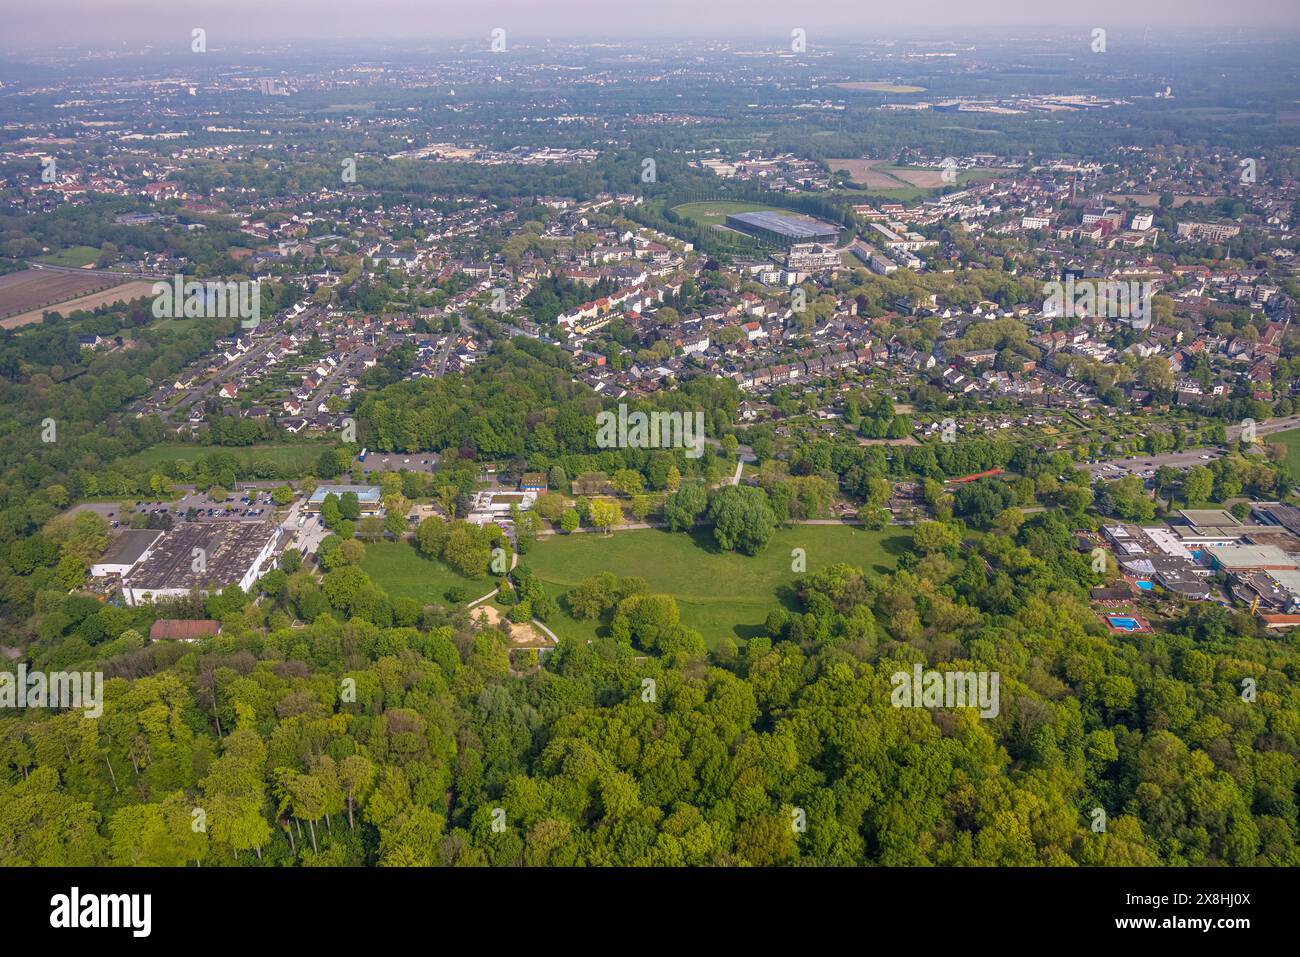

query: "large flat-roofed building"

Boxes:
[1155, 568, 1215, 600]
[305, 484, 383, 515]
[724, 211, 838, 246]
[1255, 504, 1300, 538]
[1176, 221, 1241, 243]
[1177, 508, 1240, 529]
[1208, 544, 1297, 574]
[467, 490, 537, 526]
[869, 221, 936, 252]
[91, 529, 164, 578]
[1167, 508, 1300, 555]
[1101, 524, 1214, 583]
[784, 242, 841, 270]
[122, 522, 281, 606]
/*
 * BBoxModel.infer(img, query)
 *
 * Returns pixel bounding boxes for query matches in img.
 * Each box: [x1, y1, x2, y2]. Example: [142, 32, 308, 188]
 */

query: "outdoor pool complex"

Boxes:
[1109, 616, 1141, 631]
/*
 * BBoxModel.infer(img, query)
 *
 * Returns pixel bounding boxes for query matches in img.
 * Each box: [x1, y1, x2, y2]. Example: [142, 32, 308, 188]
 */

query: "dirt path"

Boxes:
[469, 601, 553, 647]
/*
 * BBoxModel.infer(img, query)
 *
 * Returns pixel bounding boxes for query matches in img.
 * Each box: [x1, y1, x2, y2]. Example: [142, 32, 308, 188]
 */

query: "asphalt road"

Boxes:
[1083, 450, 1225, 477]
[1229, 414, 1300, 441]
[1082, 415, 1300, 478]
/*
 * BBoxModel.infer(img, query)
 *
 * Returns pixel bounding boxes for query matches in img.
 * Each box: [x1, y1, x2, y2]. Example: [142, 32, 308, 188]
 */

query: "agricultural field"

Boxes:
[833, 81, 927, 94]
[830, 159, 1015, 194]
[829, 159, 914, 190]
[0, 266, 128, 319]
[0, 273, 158, 328]
[523, 524, 912, 648]
[360, 539, 489, 606]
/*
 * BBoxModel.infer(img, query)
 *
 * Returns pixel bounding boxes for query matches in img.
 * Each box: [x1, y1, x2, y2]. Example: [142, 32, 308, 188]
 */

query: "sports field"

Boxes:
[670, 200, 791, 227]
[126, 442, 328, 472]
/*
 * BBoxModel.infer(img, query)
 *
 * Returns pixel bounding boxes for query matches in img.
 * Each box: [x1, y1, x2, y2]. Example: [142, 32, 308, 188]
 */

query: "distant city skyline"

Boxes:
[1, 0, 1298, 50]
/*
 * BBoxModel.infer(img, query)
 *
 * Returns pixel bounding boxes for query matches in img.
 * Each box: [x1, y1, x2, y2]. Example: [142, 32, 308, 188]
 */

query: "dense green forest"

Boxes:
[3, 501, 1296, 866]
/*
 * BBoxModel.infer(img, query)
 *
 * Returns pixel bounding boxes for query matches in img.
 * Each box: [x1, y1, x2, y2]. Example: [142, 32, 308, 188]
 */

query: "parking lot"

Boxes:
[354, 451, 440, 478]
[157, 490, 278, 524]
[68, 502, 123, 525]
[1084, 449, 1223, 479]
[281, 501, 330, 557]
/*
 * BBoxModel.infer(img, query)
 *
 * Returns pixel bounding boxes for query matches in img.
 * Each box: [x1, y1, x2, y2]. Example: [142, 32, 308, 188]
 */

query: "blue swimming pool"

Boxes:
[1109, 616, 1140, 631]
[1135, 581, 1153, 591]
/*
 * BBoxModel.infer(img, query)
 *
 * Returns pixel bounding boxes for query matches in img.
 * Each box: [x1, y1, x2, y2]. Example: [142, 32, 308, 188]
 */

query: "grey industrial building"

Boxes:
[724, 211, 839, 246]
[122, 522, 281, 606]
[91, 529, 164, 578]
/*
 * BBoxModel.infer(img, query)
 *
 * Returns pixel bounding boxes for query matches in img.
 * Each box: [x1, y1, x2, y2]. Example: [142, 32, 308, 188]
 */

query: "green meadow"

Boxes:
[522, 524, 911, 647]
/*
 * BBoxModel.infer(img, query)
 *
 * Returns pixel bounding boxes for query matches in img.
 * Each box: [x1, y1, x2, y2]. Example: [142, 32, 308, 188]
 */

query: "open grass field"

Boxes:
[35, 246, 99, 268]
[360, 540, 488, 605]
[125, 442, 329, 472]
[1270, 428, 1300, 479]
[955, 168, 1014, 185]
[523, 524, 912, 648]
[669, 200, 790, 227]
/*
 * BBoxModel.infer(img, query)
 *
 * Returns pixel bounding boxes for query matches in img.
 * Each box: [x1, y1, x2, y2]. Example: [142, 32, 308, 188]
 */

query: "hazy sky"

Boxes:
[2, 0, 1297, 48]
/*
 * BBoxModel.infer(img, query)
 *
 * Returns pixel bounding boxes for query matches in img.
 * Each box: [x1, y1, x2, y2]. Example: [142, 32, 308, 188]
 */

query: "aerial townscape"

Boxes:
[3, 2, 1300, 901]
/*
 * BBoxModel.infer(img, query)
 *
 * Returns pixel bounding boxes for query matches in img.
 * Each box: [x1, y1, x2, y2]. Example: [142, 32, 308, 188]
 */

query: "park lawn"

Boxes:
[35, 246, 100, 268]
[523, 524, 912, 648]
[360, 540, 489, 606]
[126, 442, 329, 472]
[1271, 428, 1300, 478]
